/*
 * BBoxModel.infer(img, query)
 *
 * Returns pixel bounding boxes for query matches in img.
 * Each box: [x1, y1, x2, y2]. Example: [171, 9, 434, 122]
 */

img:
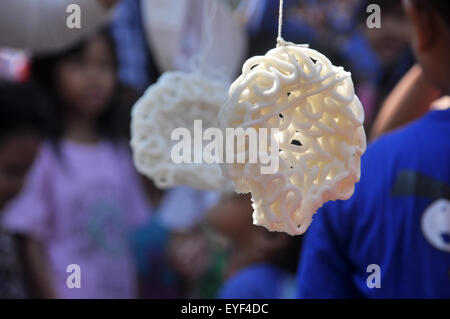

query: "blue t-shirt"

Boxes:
[297, 109, 450, 298]
[219, 263, 296, 299]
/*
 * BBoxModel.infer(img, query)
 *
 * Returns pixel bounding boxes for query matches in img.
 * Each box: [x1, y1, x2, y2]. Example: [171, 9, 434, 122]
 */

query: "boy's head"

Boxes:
[403, 0, 450, 94]
[0, 83, 49, 210]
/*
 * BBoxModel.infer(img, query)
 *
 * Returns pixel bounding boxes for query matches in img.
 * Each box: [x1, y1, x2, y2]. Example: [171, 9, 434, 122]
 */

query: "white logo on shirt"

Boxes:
[421, 199, 450, 253]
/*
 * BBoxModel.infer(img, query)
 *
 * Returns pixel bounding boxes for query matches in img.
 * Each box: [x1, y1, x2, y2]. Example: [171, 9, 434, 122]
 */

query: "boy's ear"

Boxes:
[403, 0, 437, 50]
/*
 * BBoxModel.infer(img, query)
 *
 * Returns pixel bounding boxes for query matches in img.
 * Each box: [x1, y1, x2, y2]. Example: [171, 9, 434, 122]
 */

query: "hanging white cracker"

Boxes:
[131, 0, 231, 190]
[219, 1, 366, 235]
[131, 71, 228, 190]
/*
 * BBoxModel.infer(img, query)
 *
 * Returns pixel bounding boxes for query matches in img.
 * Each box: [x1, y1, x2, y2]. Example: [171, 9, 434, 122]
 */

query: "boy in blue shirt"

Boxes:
[296, 0, 450, 298]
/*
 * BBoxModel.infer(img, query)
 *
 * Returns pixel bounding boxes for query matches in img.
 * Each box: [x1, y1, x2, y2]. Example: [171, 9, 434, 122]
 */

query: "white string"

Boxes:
[277, 0, 284, 45]
[189, 0, 218, 75]
[276, 0, 309, 49]
[200, 0, 216, 66]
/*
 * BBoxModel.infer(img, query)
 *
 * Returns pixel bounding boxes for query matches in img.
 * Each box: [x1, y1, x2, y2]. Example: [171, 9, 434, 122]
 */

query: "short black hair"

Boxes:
[0, 81, 51, 143]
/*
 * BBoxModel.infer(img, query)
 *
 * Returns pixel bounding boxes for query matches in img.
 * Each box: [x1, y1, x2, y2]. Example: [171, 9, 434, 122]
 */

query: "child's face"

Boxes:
[167, 229, 211, 283]
[0, 133, 40, 210]
[56, 35, 116, 119]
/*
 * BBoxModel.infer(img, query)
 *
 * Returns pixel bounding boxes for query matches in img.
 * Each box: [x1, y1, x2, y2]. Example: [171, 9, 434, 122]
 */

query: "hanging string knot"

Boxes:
[276, 0, 309, 49]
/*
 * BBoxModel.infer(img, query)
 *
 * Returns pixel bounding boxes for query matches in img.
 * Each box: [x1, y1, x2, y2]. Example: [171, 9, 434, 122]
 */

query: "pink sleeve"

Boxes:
[120, 146, 150, 228]
[1, 143, 53, 241]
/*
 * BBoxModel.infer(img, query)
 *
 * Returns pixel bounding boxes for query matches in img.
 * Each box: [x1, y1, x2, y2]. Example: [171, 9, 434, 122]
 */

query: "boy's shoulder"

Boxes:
[321, 109, 450, 239]
[362, 109, 450, 184]
[368, 109, 450, 156]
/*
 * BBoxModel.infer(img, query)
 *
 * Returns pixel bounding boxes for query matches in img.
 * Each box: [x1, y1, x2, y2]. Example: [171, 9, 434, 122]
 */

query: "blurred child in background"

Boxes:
[1, 29, 150, 298]
[0, 84, 48, 211]
[131, 184, 224, 298]
[0, 83, 50, 298]
[167, 223, 226, 299]
[208, 193, 301, 299]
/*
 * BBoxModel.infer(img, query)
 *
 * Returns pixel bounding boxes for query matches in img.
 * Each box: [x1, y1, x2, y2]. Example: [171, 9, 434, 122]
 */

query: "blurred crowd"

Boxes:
[0, 0, 449, 299]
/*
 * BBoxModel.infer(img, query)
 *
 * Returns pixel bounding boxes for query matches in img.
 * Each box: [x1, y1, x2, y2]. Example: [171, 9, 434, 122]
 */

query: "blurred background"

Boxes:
[0, 0, 446, 299]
